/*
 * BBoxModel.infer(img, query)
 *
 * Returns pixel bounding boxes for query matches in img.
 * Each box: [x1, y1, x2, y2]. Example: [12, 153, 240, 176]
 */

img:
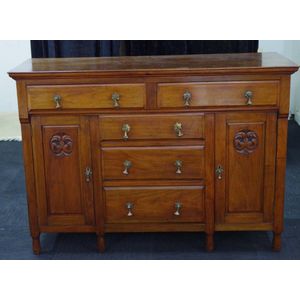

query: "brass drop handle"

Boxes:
[183, 91, 192, 106]
[174, 122, 183, 137]
[216, 165, 224, 180]
[123, 160, 132, 175]
[174, 202, 182, 216]
[53, 95, 62, 109]
[175, 160, 182, 174]
[122, 124, 130, 140]
[244, 90, 253, 106]
[126, 202, 134, 217]
[85, 167, 92, 182]
[112, 92, 120, 108]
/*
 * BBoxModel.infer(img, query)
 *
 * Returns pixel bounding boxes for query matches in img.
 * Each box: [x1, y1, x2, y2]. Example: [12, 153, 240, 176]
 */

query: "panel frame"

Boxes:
[31, 115, 95, 227]
[215, 111, 277, 225]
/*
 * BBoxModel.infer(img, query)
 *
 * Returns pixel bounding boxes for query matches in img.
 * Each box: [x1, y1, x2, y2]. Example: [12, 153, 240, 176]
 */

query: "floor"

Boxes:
[0, 121, 299, 259]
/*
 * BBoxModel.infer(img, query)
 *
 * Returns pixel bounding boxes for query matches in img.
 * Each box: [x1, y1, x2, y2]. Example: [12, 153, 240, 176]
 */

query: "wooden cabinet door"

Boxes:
[32, 116, 95, 227]
[215, 112, 277, 225]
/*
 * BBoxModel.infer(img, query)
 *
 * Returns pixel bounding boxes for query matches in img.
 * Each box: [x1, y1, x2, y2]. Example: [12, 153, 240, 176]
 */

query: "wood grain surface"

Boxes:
[9, 53, 298, 253]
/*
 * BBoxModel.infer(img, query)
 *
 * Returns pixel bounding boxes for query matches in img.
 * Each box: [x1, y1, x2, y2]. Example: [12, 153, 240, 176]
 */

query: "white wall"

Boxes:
[0, 40, 31, 113]
[259, 40, 300, 123]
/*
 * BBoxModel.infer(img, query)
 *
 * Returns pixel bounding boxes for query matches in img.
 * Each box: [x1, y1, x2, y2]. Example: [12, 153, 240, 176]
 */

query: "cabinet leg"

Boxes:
[32, 236, 41, 255]
[97, 234, 105, 253]
[205, 233, 214, 252]
[272, 232, 281, 251]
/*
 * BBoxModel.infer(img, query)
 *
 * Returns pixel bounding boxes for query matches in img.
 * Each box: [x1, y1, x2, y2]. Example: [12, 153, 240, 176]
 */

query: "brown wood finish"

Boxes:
[215, 223, 273, 231]
[27, 83, 146, 110]
[279, 75, 291, 115]
[103, 179, 204, 187]
[16, 81, 29, 119]
[101, 146, 205, 180]
[9, 53, 298, 254]
[273, 117, 289, 251]
[99, 113, 204, 140]
[101, 139, 205, 148]
[215, 112, 277, 225]
[105, 223, 206, 232]
[204, 114, 215, 251]
[89, 116, 106, 252]
[8, 53, 298, 79]
[20, 122, 40, 254]
[105, 186, 205, 223]
[157, 81, 279, 108]
[31, 116, 95, 227]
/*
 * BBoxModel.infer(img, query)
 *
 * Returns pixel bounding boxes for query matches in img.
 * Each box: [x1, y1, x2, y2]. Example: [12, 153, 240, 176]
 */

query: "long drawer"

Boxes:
[157, 81, 279, 108]
[27, 83, 146, 110]
[99, 113, 204, 140]
[105, 186, 205, 223]
[102, 146, 204, 180]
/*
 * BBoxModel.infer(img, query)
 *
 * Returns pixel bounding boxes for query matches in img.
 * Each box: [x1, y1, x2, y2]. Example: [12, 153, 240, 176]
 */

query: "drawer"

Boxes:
[99, 113, 204, 140]
[157, 81, 279, 108]
[102, 146, 204, 180]
[27, 84, 146, 110]
[105, 186, 205, 223]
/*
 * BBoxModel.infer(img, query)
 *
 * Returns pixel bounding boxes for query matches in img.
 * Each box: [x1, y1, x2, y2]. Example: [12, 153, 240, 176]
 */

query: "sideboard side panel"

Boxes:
[273, 118, 289, 250]
[20, 122, 40, 250]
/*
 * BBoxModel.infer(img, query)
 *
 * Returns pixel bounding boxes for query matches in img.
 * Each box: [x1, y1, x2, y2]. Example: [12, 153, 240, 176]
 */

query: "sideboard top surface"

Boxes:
[9, 52, 299, 79]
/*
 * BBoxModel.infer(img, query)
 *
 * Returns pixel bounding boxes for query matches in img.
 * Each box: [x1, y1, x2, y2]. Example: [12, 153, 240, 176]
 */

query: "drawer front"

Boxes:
[99, 113, 204, 140]
[102, 146, 204, 180]
[157, 81, 279, 108]
[27, 84, 146, 110]
[105, 186, 205, 223]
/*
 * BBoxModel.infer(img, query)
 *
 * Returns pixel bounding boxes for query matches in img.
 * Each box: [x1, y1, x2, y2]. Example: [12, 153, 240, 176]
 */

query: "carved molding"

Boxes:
[50, 133, 73, 157]
[233, 129, 258, 154]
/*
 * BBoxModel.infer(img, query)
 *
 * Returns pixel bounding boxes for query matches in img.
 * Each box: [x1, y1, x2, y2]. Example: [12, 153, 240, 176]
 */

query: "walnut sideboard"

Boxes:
[9, 53, 298, 254]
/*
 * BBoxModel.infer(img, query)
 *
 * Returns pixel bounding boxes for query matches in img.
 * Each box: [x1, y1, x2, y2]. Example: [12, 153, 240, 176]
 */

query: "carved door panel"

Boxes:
[215, 112, 277, 224]
[32, 116, 95, 227]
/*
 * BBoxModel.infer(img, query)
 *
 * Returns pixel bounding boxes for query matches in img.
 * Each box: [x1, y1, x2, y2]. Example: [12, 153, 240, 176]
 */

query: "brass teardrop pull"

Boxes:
[244, 90, 253, 105]
[122, 124, 130, 140]
[174, 202, 182, 216]
[216, 165, 224, 180]
[126, 202, 134, 217]
[183, 91, 192, 106]
[174, 122, 183, 137]
[175, 160, 182, 174]
[112, 92, 120, 108]
[53, 95, 62, 109]
[123, 160, 132, 175]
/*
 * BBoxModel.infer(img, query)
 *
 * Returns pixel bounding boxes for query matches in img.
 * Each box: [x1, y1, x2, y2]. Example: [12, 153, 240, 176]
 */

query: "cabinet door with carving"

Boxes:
[32, 116, 95, 227]
[215, 112, 277, 225]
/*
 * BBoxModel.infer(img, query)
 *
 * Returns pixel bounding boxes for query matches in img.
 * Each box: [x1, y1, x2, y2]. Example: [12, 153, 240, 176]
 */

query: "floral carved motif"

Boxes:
[50, 133, 73, 157]
[233, 129, 258, 155]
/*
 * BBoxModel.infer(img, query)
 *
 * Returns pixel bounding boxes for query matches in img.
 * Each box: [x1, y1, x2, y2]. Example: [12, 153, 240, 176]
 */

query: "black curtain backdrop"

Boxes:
[31, 40, 258, 58]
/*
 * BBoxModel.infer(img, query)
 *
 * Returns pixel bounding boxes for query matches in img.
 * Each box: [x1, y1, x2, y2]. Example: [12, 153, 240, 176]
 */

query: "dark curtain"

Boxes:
[31, 40, 258, 58]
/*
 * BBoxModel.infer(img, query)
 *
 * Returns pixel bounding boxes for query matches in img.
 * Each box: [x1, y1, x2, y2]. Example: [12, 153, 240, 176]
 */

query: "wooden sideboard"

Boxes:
[9, 53, 298, 254]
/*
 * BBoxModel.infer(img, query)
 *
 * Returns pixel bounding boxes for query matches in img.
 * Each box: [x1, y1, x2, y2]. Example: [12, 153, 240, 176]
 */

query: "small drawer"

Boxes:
[27, 83, 146, 110]
[102, 145, 204, 180]
[99, 113, 204, 140]
[157, 81, 279, 108]
[105, 186, 205, 223]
